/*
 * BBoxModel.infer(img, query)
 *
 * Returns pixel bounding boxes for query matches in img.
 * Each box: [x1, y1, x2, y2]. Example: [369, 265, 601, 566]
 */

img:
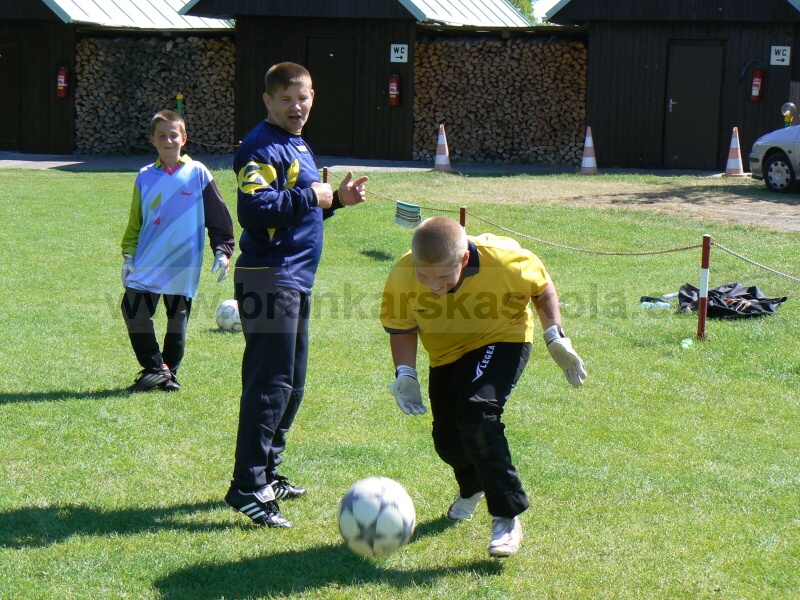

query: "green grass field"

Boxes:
[0, 167, 798, 599]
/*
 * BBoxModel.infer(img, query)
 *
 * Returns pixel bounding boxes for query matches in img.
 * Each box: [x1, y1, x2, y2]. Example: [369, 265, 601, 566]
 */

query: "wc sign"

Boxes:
[390, 44, 408, 63]
[771, 46, 791, 66]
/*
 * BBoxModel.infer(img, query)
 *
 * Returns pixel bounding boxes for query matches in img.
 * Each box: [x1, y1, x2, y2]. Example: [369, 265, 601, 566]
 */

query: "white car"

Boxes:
[748, 125, 800, 193]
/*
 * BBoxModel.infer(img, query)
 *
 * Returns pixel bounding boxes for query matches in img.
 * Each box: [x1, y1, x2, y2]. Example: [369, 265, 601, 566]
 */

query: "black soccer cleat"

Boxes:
[225, 484, 291, 528]
[127, 365, 172, 393]
[270, 474, 307, 500]
[160, 371, 181, 392]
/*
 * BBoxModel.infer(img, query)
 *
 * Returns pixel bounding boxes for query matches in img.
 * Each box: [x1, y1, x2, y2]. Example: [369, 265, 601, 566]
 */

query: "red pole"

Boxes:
[322, 167, 328, 183]
[460, 206, 466, 228]
[697, 234, 712, 340]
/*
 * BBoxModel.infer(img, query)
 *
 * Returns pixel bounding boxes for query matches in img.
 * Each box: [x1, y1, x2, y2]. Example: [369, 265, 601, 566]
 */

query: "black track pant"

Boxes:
[121, 287, 192, 374]
[231, 268, 309, 491]
[428, 342, 531, 519]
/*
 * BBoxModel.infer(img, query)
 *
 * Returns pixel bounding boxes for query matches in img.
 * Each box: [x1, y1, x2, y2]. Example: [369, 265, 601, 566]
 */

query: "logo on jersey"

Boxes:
[472, 345, 495, 382]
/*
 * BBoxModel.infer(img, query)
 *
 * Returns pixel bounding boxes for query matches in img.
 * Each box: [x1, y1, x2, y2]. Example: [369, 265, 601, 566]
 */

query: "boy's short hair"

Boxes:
[150, 110, 186, 136]
[411, 216, 468, 266]
[264, 62, 312, 96]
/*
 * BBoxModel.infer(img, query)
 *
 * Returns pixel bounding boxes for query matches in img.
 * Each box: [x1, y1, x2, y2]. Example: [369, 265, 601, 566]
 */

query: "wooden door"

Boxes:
[0, 38, 21, 151]
[303, 37, 357, 157]
[663, 43, 724, 169]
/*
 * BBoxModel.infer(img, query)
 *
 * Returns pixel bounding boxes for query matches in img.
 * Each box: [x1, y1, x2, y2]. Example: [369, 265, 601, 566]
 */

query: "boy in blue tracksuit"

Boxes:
[225, 62, 368, 527]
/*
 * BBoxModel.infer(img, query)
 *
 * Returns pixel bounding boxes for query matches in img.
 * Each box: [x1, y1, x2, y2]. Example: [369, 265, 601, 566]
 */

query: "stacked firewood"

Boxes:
[414, 36, 587, 165]
[74, 36, 236, 155]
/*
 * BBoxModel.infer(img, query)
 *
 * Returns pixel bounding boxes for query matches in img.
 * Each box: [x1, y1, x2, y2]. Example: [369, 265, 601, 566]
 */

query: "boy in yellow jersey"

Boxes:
[380, 216, 586, 557]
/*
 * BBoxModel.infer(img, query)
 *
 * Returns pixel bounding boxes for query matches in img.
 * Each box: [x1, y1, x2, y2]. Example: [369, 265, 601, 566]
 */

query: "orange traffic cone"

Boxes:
[580, 126, 598, 174]
[434, 123, 453, 171]
[724, 127, 747, 177]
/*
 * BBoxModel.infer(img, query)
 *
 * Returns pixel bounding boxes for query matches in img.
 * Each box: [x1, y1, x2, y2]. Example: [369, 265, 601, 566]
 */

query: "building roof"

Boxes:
[546, 0, 800, 24]
[42, 0, 233, 30]
[179, 0, 532, 28]
[396, 0, 531, 27]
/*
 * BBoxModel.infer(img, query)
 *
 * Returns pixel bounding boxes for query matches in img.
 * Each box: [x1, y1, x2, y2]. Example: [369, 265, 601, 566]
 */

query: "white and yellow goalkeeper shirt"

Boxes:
[381, 234, 550, 367]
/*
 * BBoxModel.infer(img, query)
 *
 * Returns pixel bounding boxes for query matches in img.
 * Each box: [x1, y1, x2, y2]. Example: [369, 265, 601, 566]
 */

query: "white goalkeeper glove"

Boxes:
[212, 251, 230, 283]
[121, 254, 135, 287]
[544, 325, 587, 388]
[389, 365, 427, 415]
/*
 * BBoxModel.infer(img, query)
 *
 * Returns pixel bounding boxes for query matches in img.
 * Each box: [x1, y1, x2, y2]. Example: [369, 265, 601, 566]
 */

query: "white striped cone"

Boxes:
[580, 125, 598, 174]
[434, 123, 453, 171]
[724, 127, 747, 177]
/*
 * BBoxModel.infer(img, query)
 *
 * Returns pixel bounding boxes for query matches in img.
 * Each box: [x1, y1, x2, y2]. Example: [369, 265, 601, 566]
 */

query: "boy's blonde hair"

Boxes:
[150, 110, 186, 136]
[411, 216, 468, 266]
[264, 62, 312, 96]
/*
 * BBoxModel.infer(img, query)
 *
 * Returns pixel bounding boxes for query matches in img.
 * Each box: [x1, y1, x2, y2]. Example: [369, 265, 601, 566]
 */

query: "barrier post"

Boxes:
[460, 206, 467, 228]
[697, 234, 712, 340]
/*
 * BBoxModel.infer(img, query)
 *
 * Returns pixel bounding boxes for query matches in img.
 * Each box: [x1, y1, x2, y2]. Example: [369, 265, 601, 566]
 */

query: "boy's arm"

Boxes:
[390, 331, 418, 369]
[120, 185, 143, 257]
[531, 279, 587, 388]
[235, 149, 319, 230]
[202, 178, 235, 257]
[388, 332, 426, 416]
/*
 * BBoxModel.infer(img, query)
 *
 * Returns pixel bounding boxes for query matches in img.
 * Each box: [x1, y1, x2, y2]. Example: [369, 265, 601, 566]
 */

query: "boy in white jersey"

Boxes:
[381, 216, 586, 557]
[121, 110, 235, 392]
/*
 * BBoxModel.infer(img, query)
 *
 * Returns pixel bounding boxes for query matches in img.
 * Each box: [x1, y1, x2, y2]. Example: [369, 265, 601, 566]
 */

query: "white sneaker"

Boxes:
[488, 516, 523, 557]
[446, 491, 485, 521]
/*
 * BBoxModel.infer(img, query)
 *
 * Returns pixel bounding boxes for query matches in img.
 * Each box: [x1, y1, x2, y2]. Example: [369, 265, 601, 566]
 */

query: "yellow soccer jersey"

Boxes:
[381, 234, 550, 367]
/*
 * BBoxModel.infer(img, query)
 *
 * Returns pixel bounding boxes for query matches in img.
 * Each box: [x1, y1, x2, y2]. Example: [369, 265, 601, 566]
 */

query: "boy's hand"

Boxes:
[212, 252, 229, 282]
[121, 254, 135, 287]
[311, 182, 334, 209]
[389, 365, 427, 415]
[338, 171, 369, 206]
[544, 325, 587, 388]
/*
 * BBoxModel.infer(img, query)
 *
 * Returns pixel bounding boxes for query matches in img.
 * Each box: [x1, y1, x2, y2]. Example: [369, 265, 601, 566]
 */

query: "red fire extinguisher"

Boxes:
[751, 68, 764, 101]
[57, 66, 69, 98]
[388, 71, 401, 106]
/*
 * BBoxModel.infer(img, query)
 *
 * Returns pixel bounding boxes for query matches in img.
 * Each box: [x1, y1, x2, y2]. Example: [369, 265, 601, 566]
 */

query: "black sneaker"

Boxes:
[271, 474, 307, 500]
[160, 371, 181, 392]
[128, 365, 172, 393]
[225, 484, 291, 528]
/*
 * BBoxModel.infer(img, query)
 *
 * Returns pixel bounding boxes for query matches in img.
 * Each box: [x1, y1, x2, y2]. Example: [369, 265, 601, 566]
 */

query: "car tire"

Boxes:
[763, 151, 796, 193]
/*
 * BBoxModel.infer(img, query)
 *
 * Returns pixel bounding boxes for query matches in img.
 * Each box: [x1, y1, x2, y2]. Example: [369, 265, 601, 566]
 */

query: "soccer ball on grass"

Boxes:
[338, 476, 416, 557]
[215, 299, 241, 332]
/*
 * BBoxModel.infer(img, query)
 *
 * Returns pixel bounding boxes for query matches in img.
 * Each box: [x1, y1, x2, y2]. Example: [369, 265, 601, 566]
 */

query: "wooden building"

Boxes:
[0, 3, 75, 153]
[547, 0, 800, 170]
[0, 0, 231, 154]
[181, 0, 531, 160]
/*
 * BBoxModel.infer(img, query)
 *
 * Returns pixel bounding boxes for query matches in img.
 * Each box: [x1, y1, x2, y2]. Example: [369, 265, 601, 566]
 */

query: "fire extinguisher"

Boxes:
[57, 66, 69, 98]
[750, 68, 764, 101]
[388, 71, 401, 106]
[740, 58, 764, 102]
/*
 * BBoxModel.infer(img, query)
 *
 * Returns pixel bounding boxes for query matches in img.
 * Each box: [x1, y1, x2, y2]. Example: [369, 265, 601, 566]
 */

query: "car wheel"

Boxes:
[763, 151, 796, 193]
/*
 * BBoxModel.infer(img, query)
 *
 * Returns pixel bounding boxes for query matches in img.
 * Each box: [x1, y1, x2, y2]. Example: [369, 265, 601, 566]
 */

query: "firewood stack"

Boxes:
[414, 36, 587, 166]
[74, 36, 236, 155]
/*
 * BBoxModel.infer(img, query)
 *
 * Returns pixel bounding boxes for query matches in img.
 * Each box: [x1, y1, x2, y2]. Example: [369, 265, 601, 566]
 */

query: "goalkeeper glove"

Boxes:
[389, 365, 427, 415]
[544, 325, 587, 388]
[212, 251, 230, 283]
[121, 254, 135, 287]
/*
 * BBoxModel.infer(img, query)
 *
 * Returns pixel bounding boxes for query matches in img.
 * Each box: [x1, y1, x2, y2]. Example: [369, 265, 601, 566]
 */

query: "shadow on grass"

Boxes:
[153, 543, 503, 599]
[0, 388, 129, 405]
[360, 248, 395, 262]
[0, 501, 226, 548]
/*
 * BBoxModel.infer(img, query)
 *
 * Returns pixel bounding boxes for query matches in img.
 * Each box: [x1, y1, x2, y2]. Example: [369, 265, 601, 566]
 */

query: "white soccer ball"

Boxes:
[338, 476, 416, 558]
[215, 299, 241, 332]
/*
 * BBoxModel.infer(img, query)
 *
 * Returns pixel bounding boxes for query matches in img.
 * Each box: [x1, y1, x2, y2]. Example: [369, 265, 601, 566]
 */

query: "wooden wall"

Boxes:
[585, 20, 796, 169]
[235, 16, 416, 160]
[0, 19, 74, 153]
